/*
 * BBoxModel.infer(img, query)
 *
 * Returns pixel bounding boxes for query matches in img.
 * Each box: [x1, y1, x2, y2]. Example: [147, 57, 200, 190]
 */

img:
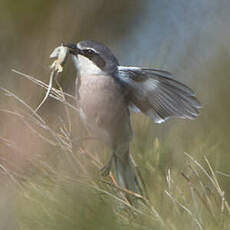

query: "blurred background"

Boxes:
[1, 0, 230, 229]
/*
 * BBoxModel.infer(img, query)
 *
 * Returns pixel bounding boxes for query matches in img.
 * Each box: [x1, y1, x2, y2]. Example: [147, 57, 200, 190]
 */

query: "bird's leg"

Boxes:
[100, 152, 114, 176]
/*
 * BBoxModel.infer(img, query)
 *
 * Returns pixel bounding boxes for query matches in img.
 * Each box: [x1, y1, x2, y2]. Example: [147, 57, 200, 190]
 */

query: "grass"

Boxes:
[0, 70, 230, 230]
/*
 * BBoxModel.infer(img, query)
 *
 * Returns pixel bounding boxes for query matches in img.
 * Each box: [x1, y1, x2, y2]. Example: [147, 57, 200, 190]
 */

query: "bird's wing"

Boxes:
[117, 66, 201, 124]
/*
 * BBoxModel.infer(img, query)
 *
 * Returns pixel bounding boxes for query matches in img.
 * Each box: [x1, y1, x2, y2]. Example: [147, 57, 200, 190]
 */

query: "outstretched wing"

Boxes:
[117, 66, 201, 124]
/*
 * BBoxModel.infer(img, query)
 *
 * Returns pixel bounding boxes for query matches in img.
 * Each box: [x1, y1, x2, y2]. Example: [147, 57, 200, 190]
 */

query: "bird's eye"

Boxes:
[83, 49, 95, 56]
[81, 48, 106, 69]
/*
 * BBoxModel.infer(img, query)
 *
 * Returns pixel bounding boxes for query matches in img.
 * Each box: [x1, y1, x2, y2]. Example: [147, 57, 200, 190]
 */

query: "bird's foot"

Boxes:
[100, 163, 111, 176]
[100, 154, 114, 176]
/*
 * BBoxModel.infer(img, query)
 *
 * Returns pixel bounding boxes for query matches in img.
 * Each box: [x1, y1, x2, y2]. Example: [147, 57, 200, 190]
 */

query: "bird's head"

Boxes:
[63, 40, 119, 75]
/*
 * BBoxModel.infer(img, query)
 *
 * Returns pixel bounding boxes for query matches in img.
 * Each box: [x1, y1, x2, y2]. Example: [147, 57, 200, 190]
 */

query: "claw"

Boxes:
[100, 164, 111, 176]
[100, 155, 114, 176]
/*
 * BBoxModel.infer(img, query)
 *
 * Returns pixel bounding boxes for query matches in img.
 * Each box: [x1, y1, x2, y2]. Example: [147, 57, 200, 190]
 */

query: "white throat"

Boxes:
[72, 54, 104, 75]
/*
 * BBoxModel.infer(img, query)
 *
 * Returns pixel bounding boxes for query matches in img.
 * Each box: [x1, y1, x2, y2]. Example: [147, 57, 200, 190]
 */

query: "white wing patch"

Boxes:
[143, 78, 158, 92]
[117, 65, 201, 124]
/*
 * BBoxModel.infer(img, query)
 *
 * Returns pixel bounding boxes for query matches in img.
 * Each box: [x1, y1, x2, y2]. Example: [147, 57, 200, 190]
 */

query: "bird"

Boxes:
[63, 40, 201, 202]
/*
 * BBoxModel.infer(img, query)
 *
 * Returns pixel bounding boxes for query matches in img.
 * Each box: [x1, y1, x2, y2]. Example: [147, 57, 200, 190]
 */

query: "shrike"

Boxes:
[63, 40, 201, 200]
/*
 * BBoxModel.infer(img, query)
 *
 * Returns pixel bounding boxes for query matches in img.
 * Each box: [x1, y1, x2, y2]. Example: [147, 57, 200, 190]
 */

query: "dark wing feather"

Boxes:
[117, 66, 201, 123]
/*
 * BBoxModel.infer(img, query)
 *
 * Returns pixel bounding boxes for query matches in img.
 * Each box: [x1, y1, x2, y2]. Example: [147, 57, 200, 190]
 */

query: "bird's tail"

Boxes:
[112, 151, 143, 203]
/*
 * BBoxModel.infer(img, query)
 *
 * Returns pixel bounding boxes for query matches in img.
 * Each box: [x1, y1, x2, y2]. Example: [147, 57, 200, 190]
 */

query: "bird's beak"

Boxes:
[62, 43, 80, 55]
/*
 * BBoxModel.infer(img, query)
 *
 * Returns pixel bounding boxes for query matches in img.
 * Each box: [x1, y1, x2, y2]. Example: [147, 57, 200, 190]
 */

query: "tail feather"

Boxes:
[113, 154, 143, 200]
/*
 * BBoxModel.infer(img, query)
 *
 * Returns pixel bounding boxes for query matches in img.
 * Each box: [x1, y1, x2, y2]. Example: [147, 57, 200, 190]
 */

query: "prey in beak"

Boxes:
[50, 44, 69, 72]
[34, 44, 70, 113]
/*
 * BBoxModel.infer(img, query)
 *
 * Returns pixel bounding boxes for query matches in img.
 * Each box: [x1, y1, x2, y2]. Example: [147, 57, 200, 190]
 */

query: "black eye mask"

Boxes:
[82, 49, 106, 70]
